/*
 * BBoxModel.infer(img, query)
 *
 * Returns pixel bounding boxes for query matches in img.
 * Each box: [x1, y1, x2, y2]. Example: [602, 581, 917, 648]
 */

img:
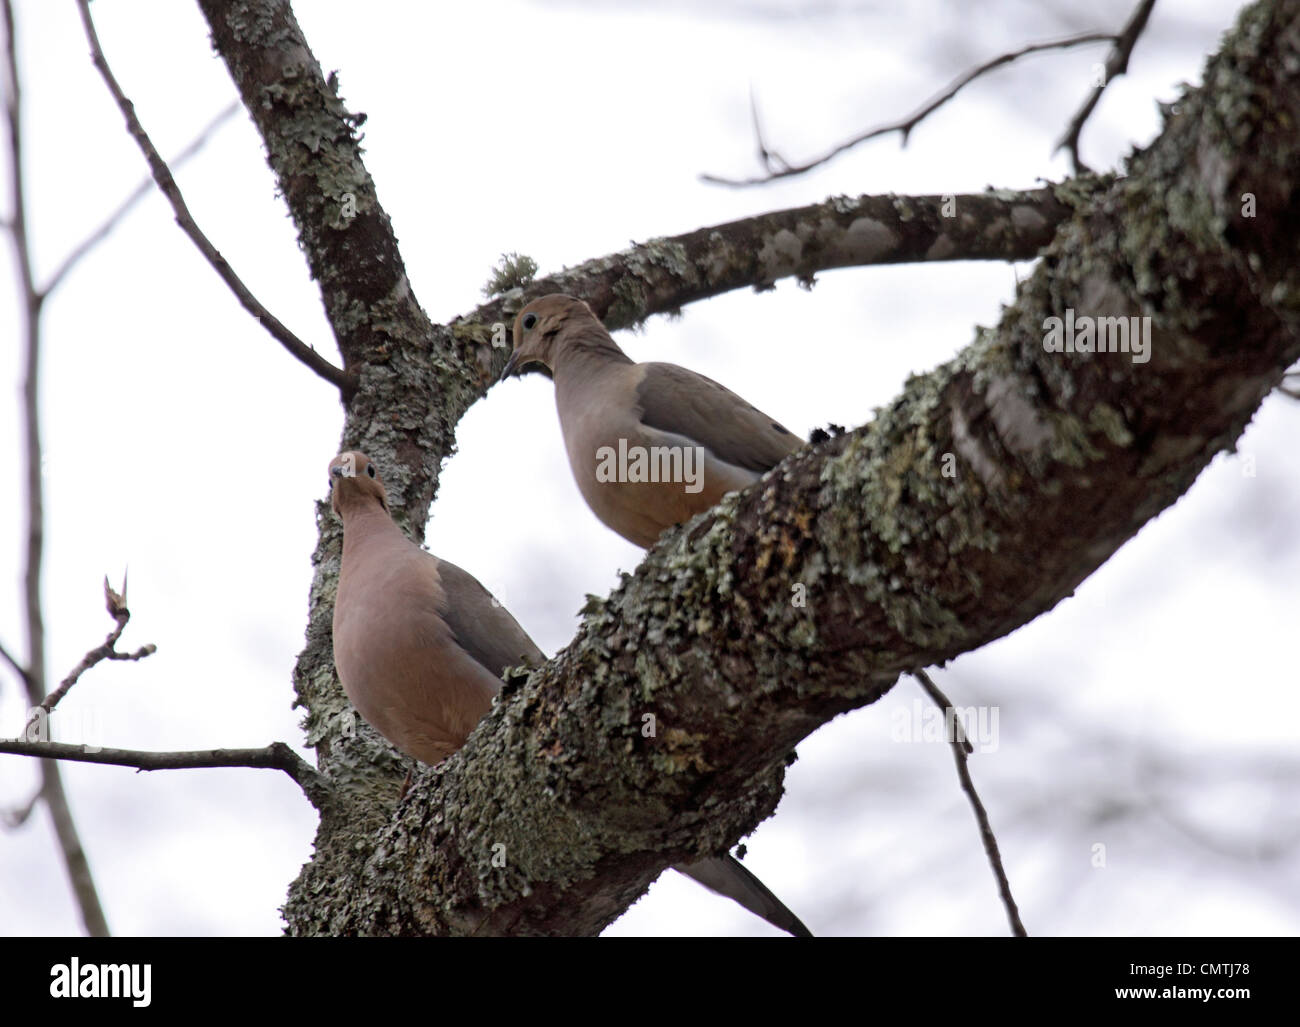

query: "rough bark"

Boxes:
[196, 0, 1299, 934]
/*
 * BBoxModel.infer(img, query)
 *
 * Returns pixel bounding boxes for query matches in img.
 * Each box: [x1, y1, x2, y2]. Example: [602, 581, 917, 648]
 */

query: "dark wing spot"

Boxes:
[772, 422, 791, 435]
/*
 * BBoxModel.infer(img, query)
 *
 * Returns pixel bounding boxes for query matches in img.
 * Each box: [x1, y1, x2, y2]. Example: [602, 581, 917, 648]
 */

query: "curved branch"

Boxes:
[460, 186, 1077, 380]
[0, 636, 28, 689]
[704, 31, 1117, 187]
[1055, 0, 1160, 173]
[75, 1, 352, 396]
[41, 101, 240, 298]
[26, 575, 155, 736]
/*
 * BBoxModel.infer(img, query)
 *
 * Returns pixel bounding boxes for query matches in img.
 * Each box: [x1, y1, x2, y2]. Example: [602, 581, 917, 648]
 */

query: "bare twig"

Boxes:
[0, 789, 40, 828]
[24, 575, 156, 737]
[1055, 0, 1159, 174]
[41, 101, 240, 298]
[0, 636, 29, 689]
[748, 84, 787, 176]
[704, 31, 1116, 187]
[1147, 790, 1300, 863]
[913, 668, 1027, 937]
[2, 0, 109, 936]
[0, 739, 331, 807]
[74, 0, 354, 396]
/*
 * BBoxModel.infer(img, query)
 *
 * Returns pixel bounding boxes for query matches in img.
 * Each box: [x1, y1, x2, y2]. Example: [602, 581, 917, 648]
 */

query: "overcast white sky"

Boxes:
[3, 0, 1296, 937]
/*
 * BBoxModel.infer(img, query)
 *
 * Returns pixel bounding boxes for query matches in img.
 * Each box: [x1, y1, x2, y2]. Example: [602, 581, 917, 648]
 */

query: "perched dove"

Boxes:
[328, 451, 811, 937]
[501, 294, 804, 547]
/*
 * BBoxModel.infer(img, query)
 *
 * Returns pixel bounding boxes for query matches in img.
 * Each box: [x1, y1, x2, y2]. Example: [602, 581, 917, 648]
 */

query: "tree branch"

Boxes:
[25, 575, 155, 737]
[191, 0, 1300, 936]
[704, 31, 1117, 187]
[0, 636, 29, 689]
[73, 0, 352, 396]
[913, 669, 1026, 937]
[41, 100, 240, 298]
[193, 0, 424, 391]
[0, 739, 330, 807]
[458, 186, 1078, 383]
[1055, 0, 1160, 173]
[2, 0, 109, 937]
[0, 788, 40, 829]
[281, 0, 1300, 934]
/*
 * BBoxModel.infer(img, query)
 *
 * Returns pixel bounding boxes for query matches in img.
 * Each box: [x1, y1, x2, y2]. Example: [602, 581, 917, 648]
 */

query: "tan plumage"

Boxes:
[327, 451, 810, 936]
[502, 295, 804, 547]
[330, 452, 538, 764]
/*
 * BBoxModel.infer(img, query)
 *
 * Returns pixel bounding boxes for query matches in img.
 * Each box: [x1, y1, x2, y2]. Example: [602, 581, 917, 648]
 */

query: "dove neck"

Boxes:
[339, 497, 406, 551]
[554, 329, 633, 380]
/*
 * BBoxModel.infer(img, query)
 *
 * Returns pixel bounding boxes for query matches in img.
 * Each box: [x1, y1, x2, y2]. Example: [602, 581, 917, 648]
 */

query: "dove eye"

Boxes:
[366, 464, 376, 478]
[522, 313, 538, 331]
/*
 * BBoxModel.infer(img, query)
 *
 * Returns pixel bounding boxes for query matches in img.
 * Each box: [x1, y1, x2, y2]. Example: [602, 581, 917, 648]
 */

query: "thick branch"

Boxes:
[282, 0, 1300, 935]
[193, 0, 424, 386]
[458, 187, 1076, 382]
[193, 0, 1299, 936]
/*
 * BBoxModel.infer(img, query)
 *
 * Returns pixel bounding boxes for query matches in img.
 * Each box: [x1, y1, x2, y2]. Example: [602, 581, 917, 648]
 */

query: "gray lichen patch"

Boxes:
[757, 228, 804, 280]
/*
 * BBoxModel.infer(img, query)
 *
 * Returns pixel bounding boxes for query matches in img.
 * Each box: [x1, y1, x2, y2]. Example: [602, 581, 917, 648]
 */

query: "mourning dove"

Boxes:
[501, 295, 804, 547]
[328, 451, 811, 937]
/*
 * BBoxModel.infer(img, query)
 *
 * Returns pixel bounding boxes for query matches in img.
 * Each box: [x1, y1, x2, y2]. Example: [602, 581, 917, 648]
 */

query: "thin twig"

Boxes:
[704, 31, 1116, 187]
[41, 100, 240, 298]
[913, 668, 1028, 937]
[1146, 789, 1300, 863]
[2, 0, 109, 937]
[0, 636, 29, 688]
[749, 84, 787, 175]
[1055, 0, 1159, 174]
[0, 788, 40, 828]
[0, 739, 331, 807]
[24, 575, 156, 737]
[74, 0, 354, 395]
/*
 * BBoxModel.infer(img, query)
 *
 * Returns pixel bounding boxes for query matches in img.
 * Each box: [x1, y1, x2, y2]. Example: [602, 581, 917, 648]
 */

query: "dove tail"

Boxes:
[676, 854, 812, 938]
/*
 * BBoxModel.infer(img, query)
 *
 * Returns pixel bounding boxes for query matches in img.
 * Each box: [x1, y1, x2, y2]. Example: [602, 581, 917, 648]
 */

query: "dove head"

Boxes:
[329, 451, 390, 516]
[501, 294, 613, 379]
